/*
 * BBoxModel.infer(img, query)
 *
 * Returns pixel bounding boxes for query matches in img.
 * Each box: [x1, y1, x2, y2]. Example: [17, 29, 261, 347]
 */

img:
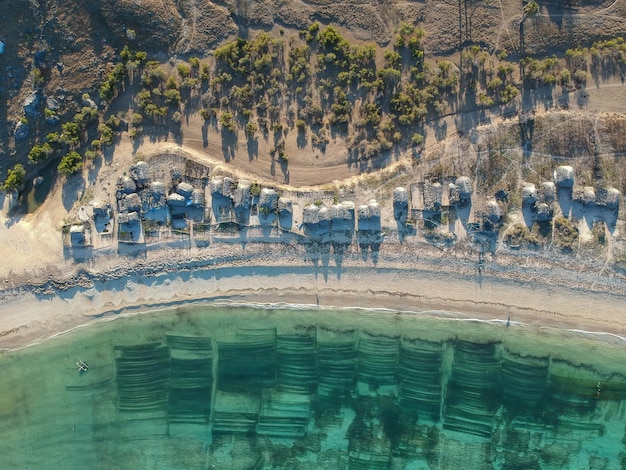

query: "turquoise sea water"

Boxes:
[0, 304, 625, 469]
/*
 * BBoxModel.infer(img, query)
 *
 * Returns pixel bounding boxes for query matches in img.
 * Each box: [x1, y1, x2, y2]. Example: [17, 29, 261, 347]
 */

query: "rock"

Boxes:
[14, 121, 29, 140]
[82, 96, 97, 109]
[23, 92, 41, 117]
[46, 97, 60, 111]
[34, 50, 47, 68]
[46, 115, 60, 126]
[33, 176, 44, 187]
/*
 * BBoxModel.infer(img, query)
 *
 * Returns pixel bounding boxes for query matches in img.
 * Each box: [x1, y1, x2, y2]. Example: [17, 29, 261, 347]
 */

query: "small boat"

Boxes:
[76, 360, 88, 372]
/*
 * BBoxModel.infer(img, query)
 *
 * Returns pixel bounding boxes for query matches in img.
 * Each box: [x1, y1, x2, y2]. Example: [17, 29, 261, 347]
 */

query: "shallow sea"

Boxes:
[0, 303, 625, 469]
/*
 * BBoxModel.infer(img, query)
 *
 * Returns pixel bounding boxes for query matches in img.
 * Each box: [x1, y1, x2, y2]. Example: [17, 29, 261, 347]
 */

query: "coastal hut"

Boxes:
[259, 188, 278, 211]
[486, 200, 501, 223]
[393, 187, 409, 222]
[150, 181, 167, 203]
[535, 202, 551, 221]
[233, 180, 251, 208]
[209, 176, 224, 196]
[368, 199, 381, 219]
[303, 204, 320, 225]
[423, 182, 443, 211]
[278, 197, 293, 230]
[222, 177, 235, 198]
[554, 166, 575, 188]
[582, 186, 596, 205]
[455, 176, 473, 201]
[176, 182, 194, 199]
[191, 189, 205, 207]
[521, 184, 537, 206]
[121, 192, 142, 213]
[167, 193, 187, 207]
[117, 176, 136, 195]
[70, 225, 85, 246]
[91, 200, 111, 220]
[540, 182, 556, 202]
[170, 166, 183, 183]
[130, 161, 150, 187]
[597, 187, 621, 210]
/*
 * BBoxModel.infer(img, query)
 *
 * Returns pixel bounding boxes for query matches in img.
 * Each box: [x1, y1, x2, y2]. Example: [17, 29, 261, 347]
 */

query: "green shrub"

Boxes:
[58, 151, 83, 176]
[3, 164, 26, 191]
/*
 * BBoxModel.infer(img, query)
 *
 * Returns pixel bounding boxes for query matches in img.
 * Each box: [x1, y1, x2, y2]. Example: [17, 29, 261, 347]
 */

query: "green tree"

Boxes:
[524, 1, 539, 16]
[3, 164, 26, 191]
[58, 151, 84, 176]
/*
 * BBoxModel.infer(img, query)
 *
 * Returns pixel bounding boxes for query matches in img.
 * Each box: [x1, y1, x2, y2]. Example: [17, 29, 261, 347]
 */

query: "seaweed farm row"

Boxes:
[109, 328, 626, 448]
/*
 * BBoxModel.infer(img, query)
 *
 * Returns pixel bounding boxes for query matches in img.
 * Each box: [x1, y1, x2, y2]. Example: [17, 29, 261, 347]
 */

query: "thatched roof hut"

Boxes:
[486, 200, 501, 223]
[455, 176, 472, 200]
[521, 183, 537, 205]
[233, 180, 251, 208]
[278, 197, 292, 214]
[367, 199, 381, 218]
[303, 204, 319, 224]
[167, 193, 187, 207]
[70, 225, 85, 246]
[121, 193, 142, 213]
[130, 161, 150, 186]
[540, 182, 556, 202]
[597, 187, 621, 210]
[209, 177, 223, 195]
[535, 202, 551, 221]
[555, 166, 575, 188]
[259, 188, 278, 210]
[191, 189, 205, 207]
[582, 186, 596, 205]
[222, 177, 235, 198]
[170, 166, 182, 182]
[91, 200, 110, 218]
[177, 182, 194, 198]
[117, 176, 136, 195]
[151, 181, 166, 198]
[393, 187, 409, 204]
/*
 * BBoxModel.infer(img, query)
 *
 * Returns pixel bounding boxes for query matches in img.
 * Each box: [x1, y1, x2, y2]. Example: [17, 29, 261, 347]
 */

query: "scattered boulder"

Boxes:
[14, 121, 29, 140]
[46, 115, 60, 126]
[23, 92, 41, 117]
[176, 182, 194, 198]
[46, 97, 60, 111]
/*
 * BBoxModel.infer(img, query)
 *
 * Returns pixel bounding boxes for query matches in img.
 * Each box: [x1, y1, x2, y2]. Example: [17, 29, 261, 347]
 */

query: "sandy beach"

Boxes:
[1, 236, 625, 351]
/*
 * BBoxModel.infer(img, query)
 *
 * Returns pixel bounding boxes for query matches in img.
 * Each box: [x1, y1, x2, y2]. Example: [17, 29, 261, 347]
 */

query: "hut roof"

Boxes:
[117, 176, 136, 194]
[393, 187, 409, 203]
[583, 186, 596, 205]
[486, 200, 501, 222]
[555, 166, 575, 188]
[358, 205, 370, 219]
[117, 211, 140, 224]
[601, 187, 621, 209]
[303, 204, 319, 224]
[522, 183, 537, 204]
[222, 177, 235, 198]
[167, 193, 187, 207]
[455, 176, 473, 199]
[122, 193, 142, 213]
[331, 201, 355, 220]
[259, 188, 278, 209]
[535, 202, 551, 221]
[191, 189, 205, 207]
[209, 177, 223, 195]
[177, 182, 194, 198]
[278, 197, 292, 213]
[70, 224, 84, 233]
[540, 182, 556, 202]
[367, 199, 381, 218]
[91, 200, 110, 217]
[150, 181, 166, 197]
[130, 161, 150, 185]
[233, 181, 251, 208]
[318, 206, 331, 221]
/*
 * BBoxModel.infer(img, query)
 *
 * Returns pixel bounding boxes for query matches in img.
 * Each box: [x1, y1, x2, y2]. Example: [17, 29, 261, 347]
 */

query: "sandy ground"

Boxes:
[0, 238, 625, 351]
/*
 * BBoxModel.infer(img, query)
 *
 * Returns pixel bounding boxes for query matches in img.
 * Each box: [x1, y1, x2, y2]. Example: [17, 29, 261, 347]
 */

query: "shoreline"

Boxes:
[1, 241, 625, 351]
